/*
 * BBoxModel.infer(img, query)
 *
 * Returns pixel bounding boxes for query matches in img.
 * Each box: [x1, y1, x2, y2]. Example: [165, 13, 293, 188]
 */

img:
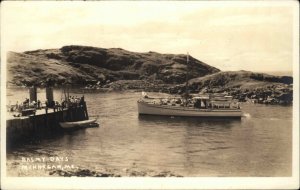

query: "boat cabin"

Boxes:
[192, 94, 239, 109]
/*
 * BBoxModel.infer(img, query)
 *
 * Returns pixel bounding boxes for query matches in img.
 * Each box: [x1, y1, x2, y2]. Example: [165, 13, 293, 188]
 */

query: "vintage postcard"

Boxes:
[1, 1, 299, 189]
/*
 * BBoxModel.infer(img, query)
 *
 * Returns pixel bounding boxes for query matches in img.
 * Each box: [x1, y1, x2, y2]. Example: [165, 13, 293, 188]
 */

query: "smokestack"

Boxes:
[29, 86, 37, 102]
[46, 87, 54, 102]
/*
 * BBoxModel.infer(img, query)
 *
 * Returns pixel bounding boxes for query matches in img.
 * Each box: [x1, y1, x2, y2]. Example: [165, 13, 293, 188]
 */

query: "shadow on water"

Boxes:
[7, 127, 90, 152]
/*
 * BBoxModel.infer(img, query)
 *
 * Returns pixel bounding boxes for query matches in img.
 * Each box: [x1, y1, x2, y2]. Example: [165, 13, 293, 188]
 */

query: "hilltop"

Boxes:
[7, 45, 219, 87]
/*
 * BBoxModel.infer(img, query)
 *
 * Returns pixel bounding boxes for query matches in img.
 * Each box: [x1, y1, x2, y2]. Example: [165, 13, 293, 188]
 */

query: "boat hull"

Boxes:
[138, 101, 242, 118]
[59, 119, 97, 129]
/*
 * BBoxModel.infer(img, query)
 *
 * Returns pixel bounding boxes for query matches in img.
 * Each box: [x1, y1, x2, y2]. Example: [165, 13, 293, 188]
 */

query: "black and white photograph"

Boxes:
[1, 1, 299, 189]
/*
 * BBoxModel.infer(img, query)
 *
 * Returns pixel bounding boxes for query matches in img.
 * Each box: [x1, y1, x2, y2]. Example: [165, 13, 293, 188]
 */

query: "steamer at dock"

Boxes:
[6, 87, 94, 144]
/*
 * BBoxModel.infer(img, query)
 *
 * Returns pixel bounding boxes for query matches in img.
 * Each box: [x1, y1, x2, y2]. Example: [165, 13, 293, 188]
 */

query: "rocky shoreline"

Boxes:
[82, 79, 293, 105]
[8, 77, 293, 106]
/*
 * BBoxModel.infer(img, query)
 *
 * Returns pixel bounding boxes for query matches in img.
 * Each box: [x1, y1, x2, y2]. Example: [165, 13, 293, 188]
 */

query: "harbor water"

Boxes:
[6, 88, 292, 176]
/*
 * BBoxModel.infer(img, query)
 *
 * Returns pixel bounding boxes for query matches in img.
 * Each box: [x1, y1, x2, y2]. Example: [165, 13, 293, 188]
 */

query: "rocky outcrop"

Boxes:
[168, 71, 293, 105]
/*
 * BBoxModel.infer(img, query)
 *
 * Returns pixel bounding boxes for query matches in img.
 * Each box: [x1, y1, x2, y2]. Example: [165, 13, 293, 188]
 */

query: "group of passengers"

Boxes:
[48, 95, 85, 110]
[8, 98, 42, 112]
[8, 95, 85, 113]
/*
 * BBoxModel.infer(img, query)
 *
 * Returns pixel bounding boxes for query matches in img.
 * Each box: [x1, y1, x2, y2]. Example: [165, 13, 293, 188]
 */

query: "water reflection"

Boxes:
[138, 115, 241, 128]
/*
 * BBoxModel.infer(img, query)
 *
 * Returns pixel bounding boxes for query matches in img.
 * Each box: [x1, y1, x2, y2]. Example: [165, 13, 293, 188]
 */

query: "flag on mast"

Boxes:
[187, 52, 189, 63]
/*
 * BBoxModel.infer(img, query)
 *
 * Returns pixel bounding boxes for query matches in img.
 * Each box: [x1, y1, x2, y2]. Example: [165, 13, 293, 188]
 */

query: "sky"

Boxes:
[1, 1, 298, 73]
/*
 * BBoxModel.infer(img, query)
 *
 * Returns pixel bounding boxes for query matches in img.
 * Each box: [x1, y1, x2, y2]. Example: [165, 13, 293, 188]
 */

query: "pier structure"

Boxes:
[6, 87, 89, 145]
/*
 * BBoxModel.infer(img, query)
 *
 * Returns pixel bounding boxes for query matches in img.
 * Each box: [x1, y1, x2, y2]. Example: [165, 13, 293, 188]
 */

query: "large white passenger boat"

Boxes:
[137, 94, 242, 118]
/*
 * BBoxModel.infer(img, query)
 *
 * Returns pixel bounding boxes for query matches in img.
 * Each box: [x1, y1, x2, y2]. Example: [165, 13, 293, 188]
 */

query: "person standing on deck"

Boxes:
[37, 100, 41, 109]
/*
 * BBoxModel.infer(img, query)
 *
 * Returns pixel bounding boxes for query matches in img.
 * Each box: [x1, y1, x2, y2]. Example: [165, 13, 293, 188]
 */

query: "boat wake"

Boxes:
[242, 113, 251, 118]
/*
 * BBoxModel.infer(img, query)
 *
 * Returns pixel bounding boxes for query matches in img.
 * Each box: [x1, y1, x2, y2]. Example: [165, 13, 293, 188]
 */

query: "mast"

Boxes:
[185, 52, 189, 106]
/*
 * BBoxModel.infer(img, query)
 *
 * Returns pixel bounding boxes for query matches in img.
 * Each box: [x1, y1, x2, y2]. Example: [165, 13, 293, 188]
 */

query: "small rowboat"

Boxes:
[59, 119, 98, 129]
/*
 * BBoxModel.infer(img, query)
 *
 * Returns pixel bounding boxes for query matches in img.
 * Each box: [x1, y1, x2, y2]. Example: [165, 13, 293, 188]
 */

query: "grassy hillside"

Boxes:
[7, 45, 219, 87]
[188, 70, 292, 90]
